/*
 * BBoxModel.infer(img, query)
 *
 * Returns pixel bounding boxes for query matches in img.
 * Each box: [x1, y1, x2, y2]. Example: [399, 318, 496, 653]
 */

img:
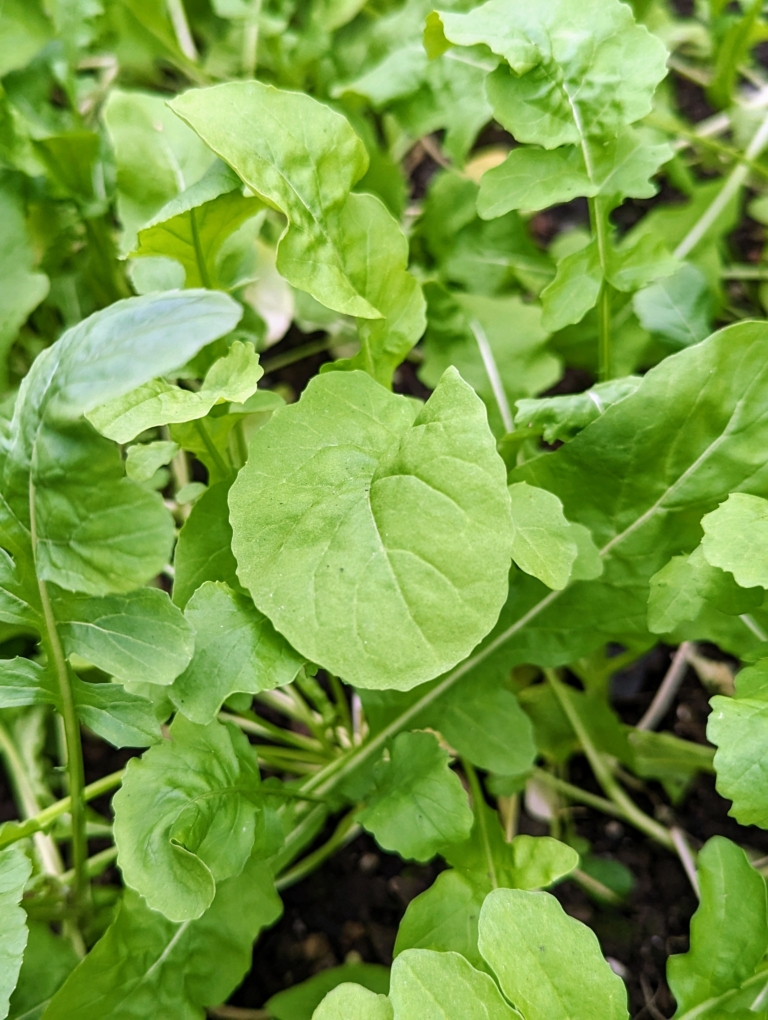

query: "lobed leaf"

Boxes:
[0, 847, 31, 1020]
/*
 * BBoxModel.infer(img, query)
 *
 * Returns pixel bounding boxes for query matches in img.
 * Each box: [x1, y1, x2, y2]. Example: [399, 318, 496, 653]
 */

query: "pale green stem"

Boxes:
[676, 107, 768, 260]
[242, 0, 262, 79]
[463, 761, 498, 889]
[470, 319, 514, 433]
[276, 812, 360, 891]
[193, 418, 230, 478]
[167, 0, 198, 60]
[189, 207, 212, 288]
[532, 768, 624, 820]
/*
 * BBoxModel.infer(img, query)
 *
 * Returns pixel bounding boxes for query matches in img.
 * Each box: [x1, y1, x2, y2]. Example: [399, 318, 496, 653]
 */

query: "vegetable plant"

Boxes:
[4, 0, 768, 1018]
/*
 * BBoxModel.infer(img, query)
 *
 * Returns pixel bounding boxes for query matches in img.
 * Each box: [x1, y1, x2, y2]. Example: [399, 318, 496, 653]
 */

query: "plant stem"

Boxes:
[0, 769, 124, 850]
[571, 868, 623, 905]
[546, 671, 675, 851]
[275, 812, 360, 891]
[470, 319, 514, 433]
[637, 642, 692, 731]
[166, 0, 198, 61]
[596, 282, 612, 382]
[328, 673, 353, 739]
[29, 482, 89, 907]
[260, 337, 334, 374]
[219, 711, 324, 753]
[463, 760, 498, 889]
[532, 768, 625, 819]
[241, 0, 261, 79]
[189, 207, 212, 288]
[59, 845, 118, 885]
[193, 418, 230, 478]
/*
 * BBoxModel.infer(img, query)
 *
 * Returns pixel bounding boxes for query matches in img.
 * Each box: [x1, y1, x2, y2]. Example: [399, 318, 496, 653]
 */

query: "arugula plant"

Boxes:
[4, 0, 768, 1018]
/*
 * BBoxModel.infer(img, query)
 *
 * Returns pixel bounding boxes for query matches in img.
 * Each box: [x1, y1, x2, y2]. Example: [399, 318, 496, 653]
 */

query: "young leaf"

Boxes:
[172, 480, 241, 609]
[170, 81, 425, 386]
[125, 440, 179, 483]
[113, 715, 265, 920]
[169, 581, 304, 724]
[633, 263, 712, 348]
[479, 888, 629, 1020]
[667, 837, 768, 1016]
[229, 368, 513, 691]
[266, 965, 390, 1020]
[508, 483, 578, 591]
[0, 847, 31, 1020]
[7, 921, 79, 1020]
[51, 586, 194, 685]
[312, 984, 393, 1020]
[701, 493, 768, 590]
[357, 732, 473, 862]
[42, 856, 282, 1019]
[131, 162, 262, 288]
[390, 949, 521, 1020]
[394, 870, 487, 968]
[514, 377, 642, 445]
[709, 659, 768, 828]
[88, 340, 263, 444]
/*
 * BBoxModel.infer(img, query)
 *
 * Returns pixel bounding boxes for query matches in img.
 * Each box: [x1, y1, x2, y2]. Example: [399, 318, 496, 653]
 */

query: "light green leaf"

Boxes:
[312, 984, 393, 1020]
[7, 921, 79, 1020]
[514, 377, 641, 444]
[479, 888, 628, 1020]
[0, 178, 49, 388]
[103, 89, 216, 253]
[51, 586, 194, 686]
[171, 82, 424, 386]
[390, 949, 521, 1020]
[0, 0, 53, 77]
[125, 440, 179, 483]
[668, 837, 768, 1016]
[434, 0, 667, 147]
[0, 847, 31, 1020]
[432, 679, 536, 776]
[229, 368, 513, 691]
[170, 582, 304, 724]
[648, 545, 761, 634]
[42, 855, 282, 1020]
[633, 263, 712, 348]
[709, 659, 768, 828]
[113, 715, 263, 920]
[172, 481, 241, 610]
[267, 965, 390, 1020]
[394, 870, 487, 968]
[132, 162, 262, 289]
[702, 493, 768, 590]
[88, 341, 263, 444]
[541, 240, 602, 333]
[419, 286, 560, 436]
[357, 732, 473, 862]
[508, 483, 578, 590]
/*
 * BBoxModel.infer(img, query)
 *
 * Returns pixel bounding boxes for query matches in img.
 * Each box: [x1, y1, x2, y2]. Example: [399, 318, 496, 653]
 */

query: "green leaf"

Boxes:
[0, 176, 48, 388]
[708, 659, 768, 828]
[419, 286, 560, 435]
[88, 340, 263, 444]
[0, 847, 31, 1020]
[170, 82, 424, 386]
[312, 985, 393, 1020]
[394, 870, 486, 968]
[103, 89, 216, 253]
[390, 949, 521, 1020]
[42, 855, 282, 1019]
[172, 481, 241, 610]
[541, 240, 602, 333]
[479, 888, 629, 1020]
[434, 0, 667, 146]
[0, 0, 52, 77]
[514, 378, 642, 445]
[431, 679, 536, 776]
[357, 731, 473, 862]
[131, 162, 262, 288]
[633, 263, 712, 348]
[701, 493, 768, 590]
[8, 921, 79, 1020]
[51, 586, 194, 686]
[229, 368, 513, 691]
[508, 483, 578, 591]
[668, 837, 768, 1016]
[267, 965, 390, 1020]
[648, 545, 761, 634]
[113, 715, 264, 920]
[170, 582, 304, 724]
[125, 441, 179, 484]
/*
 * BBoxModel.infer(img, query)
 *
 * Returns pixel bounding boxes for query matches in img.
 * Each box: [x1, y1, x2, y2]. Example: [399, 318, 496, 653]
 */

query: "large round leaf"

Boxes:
[229, 368, 512, 690]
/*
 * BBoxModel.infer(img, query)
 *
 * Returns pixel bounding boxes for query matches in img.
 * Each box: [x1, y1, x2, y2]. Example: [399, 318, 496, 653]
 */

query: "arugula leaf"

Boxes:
[88, 340, 263, 445]
[42, 856, 282, 1019]
[7, 921, 79, 1020]
[508, 483, 578, 591]
[479, 888, 629, 1020]
[267, 964, 390, 1020]
[229, 368, 513, 691]
[0, 847, 31, 1020]
[667, 837, 768, 1017]
[394, 870, 487, 967]
[514, 377, 641, 445]
[312, 984, 393, 1020]
[170, 581, 304, 724]
[125, 440, 179, 484]
[357, 732, 473, 862]
[171, 82, 425, 384]
[113, 715, 266, 920]
[390, 949, 521, 1020]
[633, 263, 712, 348]
[172, 481, 241, 610]
[709, 659, 768, 828]
[701, 494, 768, 590]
